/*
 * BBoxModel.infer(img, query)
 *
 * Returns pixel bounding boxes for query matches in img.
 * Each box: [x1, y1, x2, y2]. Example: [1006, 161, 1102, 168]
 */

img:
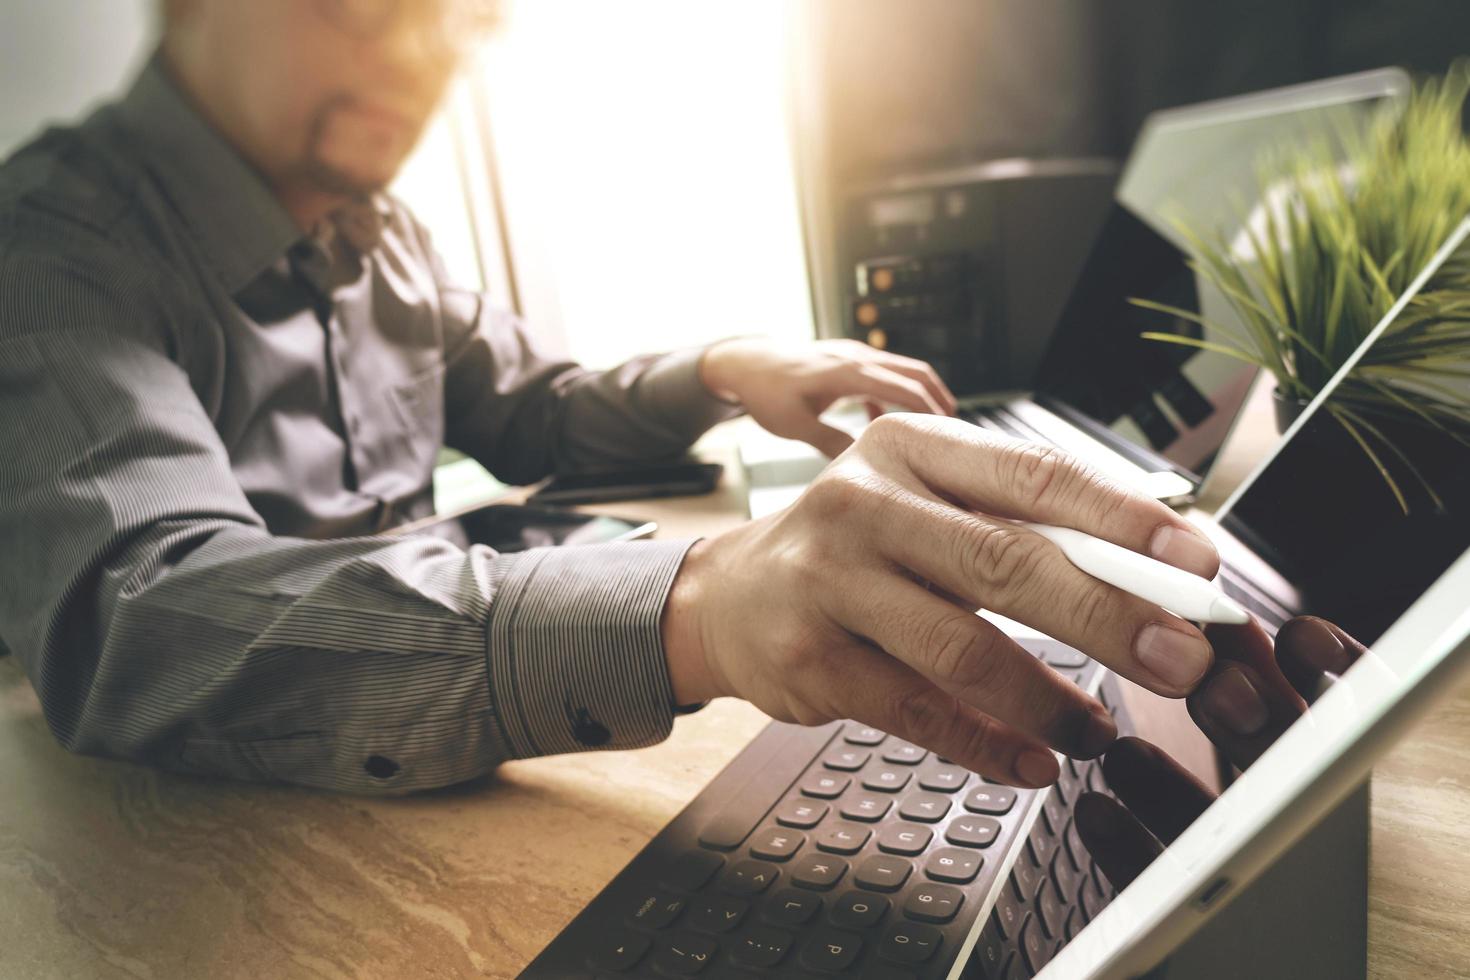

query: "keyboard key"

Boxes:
[831, 890, 890, 930]
[993, 889, 1027, 940]
[750, 827, 804, 862]
[1079, 874, 1103, 920]
[1012, 847, 1044, 899]
[1065, 817, 1088, 871]
[1020, 916, 1050, 974]
[1051, 845, 1082, 901]
[845, 724, 886, 745]
[876, 823, 933, 856]
[815, 823, 871, 855]
[945, 816, 1001, 848]
[730, 925, 794, 969]
[1036, 879, 1065, 939]
[685, 895, 748, 934]
[792, 854, 848, 890]
[775, 799, 829, 829]
[1040, 794, 1065, 836]
[903, 883, 964, 924]
[877, 921, 943, 964]
[824, 748, 871, 771]
[719, 860, 779, 896]
[650, 932, 719, 975]
[881, 742, 928, 765]
[662, 850, 725, 894]
[924, 847, 982, 884]
[970, 919, 1007, 976]
[1090, 854, 1110, 889]
[628, 892, 687, 930]
[862, 766, 912, 793]
[802, 773, 850, 799]
[800, 928, 863, 973]
[697, 739, 824, 851]
[898, 793, 951, 823]
[1028, 834, 1058, 873]
[963, 785, 1017, 815]
[840, 792, 893, 822]
[764, 888, 822, 927]
[854, 854, 913, 892]
[587, 930, 651, 972]
[918, 763, 971, 793]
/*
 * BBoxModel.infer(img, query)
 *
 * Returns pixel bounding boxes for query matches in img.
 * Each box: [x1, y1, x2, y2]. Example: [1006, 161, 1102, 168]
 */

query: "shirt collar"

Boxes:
[115, 52, 390, 294]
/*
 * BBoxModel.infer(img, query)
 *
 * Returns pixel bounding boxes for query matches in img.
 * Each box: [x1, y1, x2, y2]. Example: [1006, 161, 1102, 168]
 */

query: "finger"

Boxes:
[849, 363, 946, 416]
[791, 419, 854, 459]
[1075, 791, 1162, 891]
[1189, 620, 1307, 769]
[844, 485, 1213, 697]
[866, 416, 1220, 579]
[1101, 737, 1214, 845]
[823, 567, 1116, 758]
[821, 639, 1063, 787]
[864, 398, 884, 423]
[1275, 616, 1368, 704]
[866, 352, 958, 416]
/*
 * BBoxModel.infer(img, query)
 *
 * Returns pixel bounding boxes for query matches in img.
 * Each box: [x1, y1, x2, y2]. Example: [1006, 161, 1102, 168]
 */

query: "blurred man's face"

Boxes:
[168, 0, 495, 198]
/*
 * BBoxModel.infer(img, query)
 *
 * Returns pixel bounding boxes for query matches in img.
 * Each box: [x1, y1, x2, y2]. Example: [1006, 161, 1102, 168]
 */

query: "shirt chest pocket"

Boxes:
[387, 360, 447, 469]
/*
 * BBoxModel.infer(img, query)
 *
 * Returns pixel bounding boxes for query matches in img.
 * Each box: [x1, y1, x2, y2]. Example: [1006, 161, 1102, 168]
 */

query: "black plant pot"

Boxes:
[1272, 386, 1313, 434]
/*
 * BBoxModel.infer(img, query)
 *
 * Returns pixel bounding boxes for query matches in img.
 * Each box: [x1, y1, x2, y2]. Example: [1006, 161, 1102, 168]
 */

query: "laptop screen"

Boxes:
[1032, 203, 1257, 477]
[1029, 71, 1408, 483]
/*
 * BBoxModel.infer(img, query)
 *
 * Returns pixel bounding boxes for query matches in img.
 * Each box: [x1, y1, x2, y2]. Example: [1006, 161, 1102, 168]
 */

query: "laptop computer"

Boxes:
[743, 68, 1410, 517]
[517, 183, 1470, 980]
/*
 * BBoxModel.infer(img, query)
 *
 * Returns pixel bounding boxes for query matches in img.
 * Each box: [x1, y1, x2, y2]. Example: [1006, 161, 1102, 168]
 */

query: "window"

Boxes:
[396, 0, 815, 369]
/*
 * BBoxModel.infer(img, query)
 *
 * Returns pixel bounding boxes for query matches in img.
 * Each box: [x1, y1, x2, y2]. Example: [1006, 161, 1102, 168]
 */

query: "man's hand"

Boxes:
[699, 336, 958, 457]
[662, 414, 1224, 788]
[1075, 617, 1367, 889]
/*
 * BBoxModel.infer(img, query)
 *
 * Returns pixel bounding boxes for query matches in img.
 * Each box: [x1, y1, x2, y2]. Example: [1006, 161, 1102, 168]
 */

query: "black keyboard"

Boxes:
[520, 640, 1133, 979]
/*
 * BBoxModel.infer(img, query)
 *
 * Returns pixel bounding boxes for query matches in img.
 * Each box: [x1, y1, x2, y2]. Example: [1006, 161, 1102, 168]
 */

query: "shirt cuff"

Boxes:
[639, 345, 747, 438]
[484, 538, 696, 758]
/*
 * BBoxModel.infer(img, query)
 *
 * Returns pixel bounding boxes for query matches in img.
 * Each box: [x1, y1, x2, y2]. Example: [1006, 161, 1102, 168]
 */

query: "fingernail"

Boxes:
[1135, 623, 1212, 691]
[1017, 749, 1059, 787]
[1292, 619, 1348, 674]
[1149, 524, 1218, 578]
[1199, 667, 1268, 736]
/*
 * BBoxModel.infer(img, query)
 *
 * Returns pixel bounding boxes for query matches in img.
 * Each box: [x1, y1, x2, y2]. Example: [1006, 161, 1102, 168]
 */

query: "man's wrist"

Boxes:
[662, 537, 722, 705]
[697, 336, 758, 406]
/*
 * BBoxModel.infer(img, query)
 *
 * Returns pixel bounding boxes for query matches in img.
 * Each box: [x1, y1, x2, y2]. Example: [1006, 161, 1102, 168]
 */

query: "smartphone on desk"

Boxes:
[385, 502, 656, 552]
[528, 461, 724, 506]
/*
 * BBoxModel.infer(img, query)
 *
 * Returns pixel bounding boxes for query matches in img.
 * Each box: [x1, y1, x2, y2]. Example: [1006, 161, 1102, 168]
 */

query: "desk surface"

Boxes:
[3, 399, 1469, 979]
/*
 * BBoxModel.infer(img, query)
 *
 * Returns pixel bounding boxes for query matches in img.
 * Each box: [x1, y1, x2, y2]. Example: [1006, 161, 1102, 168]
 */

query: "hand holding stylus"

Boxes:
[663, 414, 1225, 789]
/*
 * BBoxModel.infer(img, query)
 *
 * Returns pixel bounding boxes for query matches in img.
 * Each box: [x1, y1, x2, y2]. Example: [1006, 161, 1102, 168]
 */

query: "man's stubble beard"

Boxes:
[288, 93, 399, 198]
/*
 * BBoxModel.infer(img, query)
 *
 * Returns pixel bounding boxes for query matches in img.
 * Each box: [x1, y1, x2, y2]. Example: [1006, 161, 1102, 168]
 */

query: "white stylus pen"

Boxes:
[1020, 522, 1251, 624]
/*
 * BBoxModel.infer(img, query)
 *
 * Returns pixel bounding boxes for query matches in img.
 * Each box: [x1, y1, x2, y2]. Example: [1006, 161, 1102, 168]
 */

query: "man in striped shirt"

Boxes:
[0, 0, 1224, 794]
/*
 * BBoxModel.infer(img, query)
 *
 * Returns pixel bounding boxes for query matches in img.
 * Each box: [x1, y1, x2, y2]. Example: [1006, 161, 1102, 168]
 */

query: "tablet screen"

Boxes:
[1043, 218, 1470, 979]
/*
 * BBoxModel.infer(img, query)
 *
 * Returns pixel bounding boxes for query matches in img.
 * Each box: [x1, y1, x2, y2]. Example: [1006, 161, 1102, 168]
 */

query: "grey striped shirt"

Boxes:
[0, 54, 742, 794]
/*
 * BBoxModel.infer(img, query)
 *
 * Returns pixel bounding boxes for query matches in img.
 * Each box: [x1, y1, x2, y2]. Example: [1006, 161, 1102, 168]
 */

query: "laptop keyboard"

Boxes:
[520, 642, 1130, 979]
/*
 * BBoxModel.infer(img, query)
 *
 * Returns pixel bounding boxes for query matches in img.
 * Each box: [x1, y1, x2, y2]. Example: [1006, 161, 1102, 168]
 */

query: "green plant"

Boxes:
[1132, 63, 1470, 512]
